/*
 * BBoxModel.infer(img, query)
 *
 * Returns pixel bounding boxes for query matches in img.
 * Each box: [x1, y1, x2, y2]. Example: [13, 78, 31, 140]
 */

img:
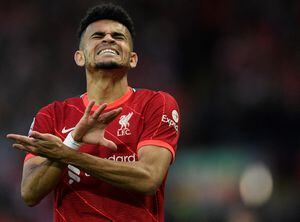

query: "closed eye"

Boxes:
[90, 32, 127, 41]
[112, 32, 126, 40]
[91, 32, 105, 39]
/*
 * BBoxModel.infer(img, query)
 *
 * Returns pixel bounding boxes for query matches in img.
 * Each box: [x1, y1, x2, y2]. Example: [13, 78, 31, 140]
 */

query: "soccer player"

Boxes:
[7, 3, 180, 222]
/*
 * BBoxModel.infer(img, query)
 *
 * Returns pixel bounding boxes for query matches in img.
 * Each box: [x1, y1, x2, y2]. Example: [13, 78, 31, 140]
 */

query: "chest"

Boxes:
[54, 107, 144, 157]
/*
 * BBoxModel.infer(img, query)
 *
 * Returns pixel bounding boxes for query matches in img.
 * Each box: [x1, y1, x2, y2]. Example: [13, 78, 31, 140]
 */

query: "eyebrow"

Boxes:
[90, 31, 127, 39]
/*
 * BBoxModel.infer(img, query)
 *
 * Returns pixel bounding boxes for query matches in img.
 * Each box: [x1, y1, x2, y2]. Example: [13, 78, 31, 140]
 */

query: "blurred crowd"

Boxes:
[0, 0, 299, 221]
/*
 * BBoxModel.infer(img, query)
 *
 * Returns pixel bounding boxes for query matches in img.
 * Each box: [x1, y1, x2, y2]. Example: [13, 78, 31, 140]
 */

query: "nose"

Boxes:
[102, 33, 115, 43]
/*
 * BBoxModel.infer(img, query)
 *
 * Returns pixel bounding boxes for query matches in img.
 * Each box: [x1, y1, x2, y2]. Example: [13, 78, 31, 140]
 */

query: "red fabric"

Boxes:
[137, 140, 175, 163]
[25, 88, 180, 222]
[82, 87, 133, 111]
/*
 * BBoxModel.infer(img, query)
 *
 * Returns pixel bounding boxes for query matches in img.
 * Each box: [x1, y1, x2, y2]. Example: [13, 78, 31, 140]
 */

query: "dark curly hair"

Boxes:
[77, 3, 135, 42]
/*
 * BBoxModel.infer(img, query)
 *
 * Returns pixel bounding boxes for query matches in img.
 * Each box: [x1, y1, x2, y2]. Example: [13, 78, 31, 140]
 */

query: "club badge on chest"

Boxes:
[117, 112, 133, 136]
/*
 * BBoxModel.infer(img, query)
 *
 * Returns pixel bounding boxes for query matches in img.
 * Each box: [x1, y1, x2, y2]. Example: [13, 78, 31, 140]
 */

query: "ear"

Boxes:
[74, 50, 85, 67]
[129, 52, 138, 68]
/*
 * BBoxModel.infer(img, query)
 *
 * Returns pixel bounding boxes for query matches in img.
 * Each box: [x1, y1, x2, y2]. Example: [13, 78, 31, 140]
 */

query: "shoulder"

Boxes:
[132, 88, 178, 105]
[36, 94, 84, 115]
[130, 88, 180, 120]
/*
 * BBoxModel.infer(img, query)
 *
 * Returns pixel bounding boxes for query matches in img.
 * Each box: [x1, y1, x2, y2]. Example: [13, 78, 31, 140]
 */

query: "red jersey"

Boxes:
[25, 87, 180, 222]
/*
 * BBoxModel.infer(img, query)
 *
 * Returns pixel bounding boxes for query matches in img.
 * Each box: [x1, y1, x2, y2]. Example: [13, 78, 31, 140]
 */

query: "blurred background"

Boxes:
[0, 0, 299, 221]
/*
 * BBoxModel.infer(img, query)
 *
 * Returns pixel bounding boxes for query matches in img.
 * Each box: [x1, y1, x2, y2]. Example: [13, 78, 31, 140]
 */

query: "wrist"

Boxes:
[71, 131, 82, 143]
[63, 132, 82, 150]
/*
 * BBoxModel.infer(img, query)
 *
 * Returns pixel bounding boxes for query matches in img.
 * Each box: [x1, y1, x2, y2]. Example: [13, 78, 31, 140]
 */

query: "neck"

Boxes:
[86, 69, 129, 105]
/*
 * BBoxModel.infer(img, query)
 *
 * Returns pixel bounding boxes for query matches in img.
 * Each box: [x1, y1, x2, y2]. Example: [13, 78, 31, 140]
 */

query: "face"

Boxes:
[75, 19, 138, 71]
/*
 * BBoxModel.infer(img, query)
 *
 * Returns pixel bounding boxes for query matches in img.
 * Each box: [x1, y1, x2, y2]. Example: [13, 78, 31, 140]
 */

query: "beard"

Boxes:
[94, 61, 123, 69]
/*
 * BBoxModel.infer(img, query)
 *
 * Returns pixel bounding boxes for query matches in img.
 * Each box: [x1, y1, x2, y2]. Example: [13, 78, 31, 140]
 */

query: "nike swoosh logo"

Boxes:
[62, 127, 75, 134]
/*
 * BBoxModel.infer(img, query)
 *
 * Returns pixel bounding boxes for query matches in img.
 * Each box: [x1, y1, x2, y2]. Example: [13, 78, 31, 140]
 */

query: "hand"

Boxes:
[6, 132, 68, 160]
[72, 101, 122, 150]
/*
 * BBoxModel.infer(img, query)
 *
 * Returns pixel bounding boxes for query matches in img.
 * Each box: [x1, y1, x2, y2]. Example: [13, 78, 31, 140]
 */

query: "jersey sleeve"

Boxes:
[25, 104, 54, 161]
[137, 92, 180, 162]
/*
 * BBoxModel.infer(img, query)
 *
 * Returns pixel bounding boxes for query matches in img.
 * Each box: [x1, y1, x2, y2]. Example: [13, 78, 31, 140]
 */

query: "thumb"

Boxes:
[100, 138, 118, 151]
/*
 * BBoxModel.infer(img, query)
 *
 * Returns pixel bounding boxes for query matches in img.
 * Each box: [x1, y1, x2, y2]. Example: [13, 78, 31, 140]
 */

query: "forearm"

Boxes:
[61, 151, 158, 194]
[22, 158, 65, 206]
[9, 130, 170, 196]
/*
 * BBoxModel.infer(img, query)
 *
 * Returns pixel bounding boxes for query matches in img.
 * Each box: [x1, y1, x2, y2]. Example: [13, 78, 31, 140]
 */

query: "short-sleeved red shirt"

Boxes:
[26, 87, 180, 222]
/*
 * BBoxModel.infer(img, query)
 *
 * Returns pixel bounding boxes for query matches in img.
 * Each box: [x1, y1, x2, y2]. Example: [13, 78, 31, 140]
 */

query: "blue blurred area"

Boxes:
[0, 0, 299, 221]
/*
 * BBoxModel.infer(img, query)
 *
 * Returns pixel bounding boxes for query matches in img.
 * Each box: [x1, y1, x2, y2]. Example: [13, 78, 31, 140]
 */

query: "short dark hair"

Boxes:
[77, 3, 135, 41]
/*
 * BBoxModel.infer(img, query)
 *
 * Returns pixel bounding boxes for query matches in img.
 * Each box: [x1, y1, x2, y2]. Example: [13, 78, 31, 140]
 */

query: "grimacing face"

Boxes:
[74, 19, 138, 71]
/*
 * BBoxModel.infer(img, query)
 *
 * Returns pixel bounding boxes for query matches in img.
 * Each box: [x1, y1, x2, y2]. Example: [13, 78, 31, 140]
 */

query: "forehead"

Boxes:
[84, 19, 130, 37]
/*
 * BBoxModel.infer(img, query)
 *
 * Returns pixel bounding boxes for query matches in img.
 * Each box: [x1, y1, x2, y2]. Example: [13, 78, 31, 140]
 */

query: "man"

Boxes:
[7, 3, 180, 222]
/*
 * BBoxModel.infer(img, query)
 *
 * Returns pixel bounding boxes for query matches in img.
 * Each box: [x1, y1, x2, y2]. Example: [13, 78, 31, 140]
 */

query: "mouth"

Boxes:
[97, 48, 119, 56]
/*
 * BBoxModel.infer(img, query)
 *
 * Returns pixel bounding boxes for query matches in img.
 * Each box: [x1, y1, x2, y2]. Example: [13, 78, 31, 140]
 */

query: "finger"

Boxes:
[12, 143, 37, 154]
[30, 131, 51, 142]
[7, 133, 21, 140]
[99, 108, 122, 124]
[30, 131, 62, 142]
[92, 103, 107, 119]
[84, 100, 96, 117]
[99, 109, 121, 124]
[30, 131, 44, 139]
[7, 133, 26, 140]
[7, 134, 36, 144]
[100, 138, 118, 151]
[12, 143, 30, 152]
[98, 107, 121, 121]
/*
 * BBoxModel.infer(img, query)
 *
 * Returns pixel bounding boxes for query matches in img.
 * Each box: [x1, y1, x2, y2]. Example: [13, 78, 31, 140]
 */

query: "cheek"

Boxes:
[85, 44, 97, 56]
[85, 50, 96, 62]
[121, 47, 131, 59]
[123, 52, 132, 63]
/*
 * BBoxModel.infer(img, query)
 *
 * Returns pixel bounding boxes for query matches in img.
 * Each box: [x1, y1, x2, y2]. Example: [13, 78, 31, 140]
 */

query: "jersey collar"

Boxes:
[82, 87, 133, 111]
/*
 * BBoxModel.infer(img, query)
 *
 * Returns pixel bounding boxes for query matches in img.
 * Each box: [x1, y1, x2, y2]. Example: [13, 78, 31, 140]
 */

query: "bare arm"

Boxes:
[8, 101, 173, 205]
[8, 102, 121, 206]
[10, 134, 66, 206]
[21, 157, 64, 206]
[60, 145, 172, 194]
[11, 134, 172, 195]
[58, 101, 172, 193]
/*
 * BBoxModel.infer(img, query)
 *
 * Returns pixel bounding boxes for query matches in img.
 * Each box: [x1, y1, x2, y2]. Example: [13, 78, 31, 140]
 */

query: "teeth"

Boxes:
[98, 49, 118, 55]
